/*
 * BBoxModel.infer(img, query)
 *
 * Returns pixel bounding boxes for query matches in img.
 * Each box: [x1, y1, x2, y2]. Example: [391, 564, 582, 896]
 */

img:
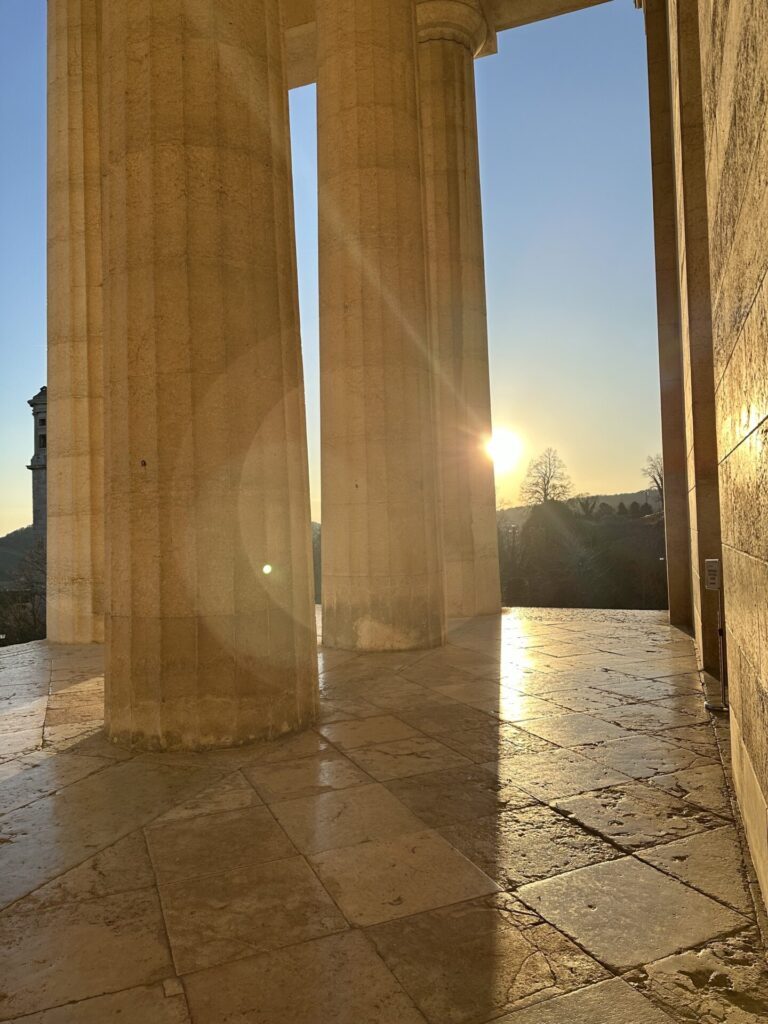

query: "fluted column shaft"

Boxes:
[317, 0, 445, 650]
[47, 0, 105, 643]
[101, 0, 318, 749]
[417, 0, 500, 618]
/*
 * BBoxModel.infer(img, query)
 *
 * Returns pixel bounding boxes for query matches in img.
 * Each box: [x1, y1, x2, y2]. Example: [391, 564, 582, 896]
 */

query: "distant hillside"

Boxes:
[497, 489, 661, 528]
[0, 526, 35, 582]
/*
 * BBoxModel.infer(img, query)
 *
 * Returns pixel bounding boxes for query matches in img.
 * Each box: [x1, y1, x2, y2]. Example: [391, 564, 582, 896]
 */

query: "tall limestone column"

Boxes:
[417, 0, 501, 618]
[100, 0, 318, 749]
[317, 0, 446, 650]
[47, 0, 105, 643]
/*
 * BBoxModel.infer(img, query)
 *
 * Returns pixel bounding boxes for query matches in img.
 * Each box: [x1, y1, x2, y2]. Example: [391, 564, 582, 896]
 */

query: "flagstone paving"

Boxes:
[0, 609, 766, 1022]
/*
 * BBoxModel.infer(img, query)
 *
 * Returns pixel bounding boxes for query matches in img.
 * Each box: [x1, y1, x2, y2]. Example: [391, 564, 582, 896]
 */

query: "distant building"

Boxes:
[27, 387, 47, 540]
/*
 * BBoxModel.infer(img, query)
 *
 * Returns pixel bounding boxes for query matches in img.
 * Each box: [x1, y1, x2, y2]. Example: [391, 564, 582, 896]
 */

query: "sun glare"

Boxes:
[485, 429, 524, 474]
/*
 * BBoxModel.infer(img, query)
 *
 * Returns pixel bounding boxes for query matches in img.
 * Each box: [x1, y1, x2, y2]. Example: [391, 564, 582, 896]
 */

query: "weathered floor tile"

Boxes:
[650, 762, 732, 817]
[637, 826, 753, 914]
[10, 983, 190, 1023]
[156, 772, 263, 823]
[656, 723, 720, 758]
[183, 931, 427, 1023]
[385, 765, 534, 827]
[625, 929, 768, 1022]
[345, 735, 471, 781]
[367, 894, 607, 1024]
[518, 857, 747, 971]
[597, 703, 701, 733]
[478, 692, 564, 722]
[42, 722, 102, 751]
[412, 677, 502, 705]
[363, 681, 455, 712]
[651, 694, 710, 718]
[517, 713, 633, 747]
[494, 977, 676, 1022]
[0, 751, 110, 816]
[0, 761, 219, 908]
[246, 731, 331, 765]
[555, 782, 723, 851]
[319, 673, 414, 702]
[591, 677, 691, 701]
[0, 700, 47, 735]
[243, 750, 370, 802]
[540, 686, 634, 712]
[490, 747, 630, 801]
[270, 783, 424, 854]
[310, 830, 497, 926]
[145, 806, 295, 885]
[438, 722, 553, 762]
[611, 658, 700, 678]
[141, 732, 329, 772]
[22, 830, 155, 909]
[317, 715, 420, 750]
[0, 889, 173, 1019]
[0, 729, 41, 759]
[160, 855, 347, 974]
[411, 644, 500, 680]
[575, 735, 714, 779]
[397, 703, 493, 736]
[439, 805, 619, 889]
[496, 671, 574, 695]
[317, 696, 383, 721]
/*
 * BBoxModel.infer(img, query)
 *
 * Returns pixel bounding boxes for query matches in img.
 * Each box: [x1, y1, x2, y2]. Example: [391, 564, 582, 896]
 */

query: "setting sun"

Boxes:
[484, 428, 524, 474]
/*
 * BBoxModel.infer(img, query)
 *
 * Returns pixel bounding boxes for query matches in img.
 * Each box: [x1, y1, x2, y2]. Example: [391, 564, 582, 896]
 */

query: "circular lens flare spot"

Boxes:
[262, 564, 273, 575]
[485, 429, 524, 474]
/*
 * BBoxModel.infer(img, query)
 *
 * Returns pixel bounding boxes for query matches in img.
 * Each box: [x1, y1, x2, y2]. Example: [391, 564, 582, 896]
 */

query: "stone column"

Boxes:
[643, 0, 693, 628]
[47, 0, 105, 644]
[100, 0, 318, 749]
[417, 0, 501, 618]
[317, 0, 446, 650]
[666, 0, 723, 676]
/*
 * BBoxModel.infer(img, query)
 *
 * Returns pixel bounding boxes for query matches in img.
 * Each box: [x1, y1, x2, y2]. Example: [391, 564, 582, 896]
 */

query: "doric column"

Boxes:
[317, 0, 446, 650]
[100, 0, 318, 749]
[665, 0, 723, 676]
[417, 0, 501, 618]
[47, 0, 105, 643]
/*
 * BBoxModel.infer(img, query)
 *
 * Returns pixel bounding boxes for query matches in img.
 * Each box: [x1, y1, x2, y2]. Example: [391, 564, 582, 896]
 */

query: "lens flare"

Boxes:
[484, 429, 524, 474]
[262, 564, 273, 575]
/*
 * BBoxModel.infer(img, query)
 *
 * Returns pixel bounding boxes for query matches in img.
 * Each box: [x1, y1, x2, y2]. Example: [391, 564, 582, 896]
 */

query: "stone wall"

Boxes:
[696, 0, 768, 901]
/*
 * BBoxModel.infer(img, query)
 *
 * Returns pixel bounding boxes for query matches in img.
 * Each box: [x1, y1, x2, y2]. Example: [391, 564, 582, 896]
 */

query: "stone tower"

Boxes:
[27, 387, 47, 540]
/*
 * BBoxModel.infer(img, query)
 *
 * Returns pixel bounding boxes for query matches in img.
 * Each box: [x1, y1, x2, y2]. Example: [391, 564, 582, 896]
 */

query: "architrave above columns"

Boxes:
[280, 0, 609, 88]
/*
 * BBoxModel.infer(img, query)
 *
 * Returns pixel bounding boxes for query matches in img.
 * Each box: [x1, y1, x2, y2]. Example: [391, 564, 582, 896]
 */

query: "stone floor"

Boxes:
[1, 609, 767, 1023]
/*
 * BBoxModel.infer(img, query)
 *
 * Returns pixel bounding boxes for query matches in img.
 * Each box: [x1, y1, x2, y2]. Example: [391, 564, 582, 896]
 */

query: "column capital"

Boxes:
[416, 0, 494, 56]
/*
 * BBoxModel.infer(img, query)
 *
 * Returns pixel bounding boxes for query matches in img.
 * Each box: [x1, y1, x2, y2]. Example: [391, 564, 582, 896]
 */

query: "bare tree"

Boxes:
[575, 494, 598, 519]
[642, 453, 664, 508]
[520, 448, 572, 506]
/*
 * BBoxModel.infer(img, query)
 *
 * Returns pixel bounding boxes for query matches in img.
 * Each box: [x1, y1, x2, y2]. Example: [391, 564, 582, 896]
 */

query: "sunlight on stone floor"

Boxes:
[0, 609, 766, 1022]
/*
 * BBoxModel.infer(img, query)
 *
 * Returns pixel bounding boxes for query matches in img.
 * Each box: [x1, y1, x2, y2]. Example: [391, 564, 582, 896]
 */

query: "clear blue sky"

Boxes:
[0, 0, 659, 533]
